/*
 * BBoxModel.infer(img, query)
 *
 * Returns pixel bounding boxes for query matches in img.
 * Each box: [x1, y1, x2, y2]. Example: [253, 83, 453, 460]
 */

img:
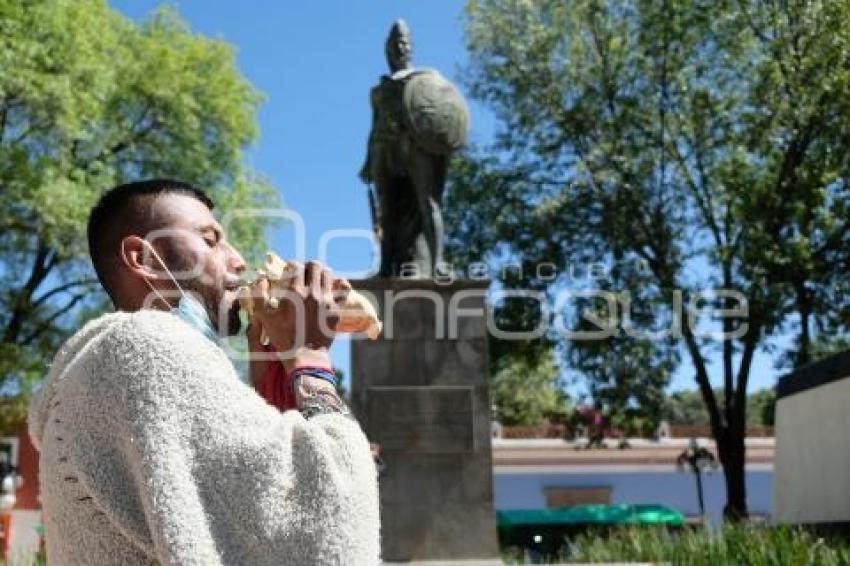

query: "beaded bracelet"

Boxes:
[288, 366, 338, 393]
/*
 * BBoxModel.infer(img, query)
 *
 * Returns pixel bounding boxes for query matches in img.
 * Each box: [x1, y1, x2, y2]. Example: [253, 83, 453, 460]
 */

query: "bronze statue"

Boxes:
[360, 19, 469, 277]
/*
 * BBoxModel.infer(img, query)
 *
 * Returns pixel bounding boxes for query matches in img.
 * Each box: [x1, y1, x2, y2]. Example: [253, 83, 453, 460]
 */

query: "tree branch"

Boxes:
[32, 279, 99, 308]
[79, 106, 160, 172]
[0, 96, 8, 145]
[733, 332, 758, 433]
[20, 292, 87, 346]
[3, 240, 61, 343]
[681, 320, 724, 437]
[0, 94, 25, 147]
[813, 222, 850, 260]
[723, 264, 735, 423]
[737, 0, 771, 45]
[772, 122, 814, 197]
[671, 142, 723, 248]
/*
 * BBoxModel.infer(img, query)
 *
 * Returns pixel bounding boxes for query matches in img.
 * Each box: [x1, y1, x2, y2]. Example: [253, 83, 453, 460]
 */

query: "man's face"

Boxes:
[145, 194, 246, 335]
[388, 33, 412, 70]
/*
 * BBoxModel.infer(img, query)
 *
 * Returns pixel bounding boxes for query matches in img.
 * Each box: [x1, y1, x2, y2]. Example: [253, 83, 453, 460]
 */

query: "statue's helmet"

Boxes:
[385, 19, 412, 71]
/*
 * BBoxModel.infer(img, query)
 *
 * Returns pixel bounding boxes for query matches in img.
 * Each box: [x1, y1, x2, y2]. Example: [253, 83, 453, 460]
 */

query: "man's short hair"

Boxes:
[87, 179, 214, 301]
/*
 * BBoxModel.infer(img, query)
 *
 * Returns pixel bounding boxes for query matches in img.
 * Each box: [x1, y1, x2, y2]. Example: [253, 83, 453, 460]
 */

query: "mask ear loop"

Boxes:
[122, 239, 187, 309]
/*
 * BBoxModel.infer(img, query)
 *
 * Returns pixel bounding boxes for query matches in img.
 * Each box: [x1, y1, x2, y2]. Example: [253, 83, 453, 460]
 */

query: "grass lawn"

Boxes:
[502, 524, 850, 565]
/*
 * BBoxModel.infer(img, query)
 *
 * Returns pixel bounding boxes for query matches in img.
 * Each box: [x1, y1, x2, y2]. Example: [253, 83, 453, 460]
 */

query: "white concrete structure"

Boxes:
[775, 351, 850, 526]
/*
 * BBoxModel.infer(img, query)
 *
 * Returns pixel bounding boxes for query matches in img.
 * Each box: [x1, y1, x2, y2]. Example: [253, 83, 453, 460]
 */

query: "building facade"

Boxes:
[493, 437, 775, 526]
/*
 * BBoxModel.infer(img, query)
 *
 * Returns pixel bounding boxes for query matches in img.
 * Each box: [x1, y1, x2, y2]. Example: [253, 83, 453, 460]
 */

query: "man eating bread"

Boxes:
[28, 179, 380, 565]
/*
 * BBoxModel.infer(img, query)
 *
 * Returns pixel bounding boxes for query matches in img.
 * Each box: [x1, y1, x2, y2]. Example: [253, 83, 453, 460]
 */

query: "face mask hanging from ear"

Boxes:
[124, 239, 219, 344]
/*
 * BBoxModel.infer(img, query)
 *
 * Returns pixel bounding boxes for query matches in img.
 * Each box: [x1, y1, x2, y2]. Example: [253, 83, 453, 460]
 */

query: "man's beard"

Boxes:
[224, 300, 242, 336]
[209, 292, 242, 337]
[155, 246, 242, 337]
[184, 280, 242, 337]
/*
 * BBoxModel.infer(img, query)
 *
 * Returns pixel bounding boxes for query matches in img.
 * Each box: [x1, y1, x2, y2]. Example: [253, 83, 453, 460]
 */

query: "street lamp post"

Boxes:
[676, 438, 718, 519]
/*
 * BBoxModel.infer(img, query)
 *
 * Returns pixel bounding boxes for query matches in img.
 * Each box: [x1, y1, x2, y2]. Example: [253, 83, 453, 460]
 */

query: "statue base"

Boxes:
[350, 278, 500, 561]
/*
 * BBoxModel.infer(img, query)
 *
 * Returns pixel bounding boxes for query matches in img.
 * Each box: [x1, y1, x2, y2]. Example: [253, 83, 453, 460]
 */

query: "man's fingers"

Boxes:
[258, 277, 270, 300]
[320, 265, 333, 294]
[333, 277, 352, 292]
[250, 278, 272, 315]
[319, 266, 339, 321]
[332, 277, 352, 305]
[303, 261, 339, 335]
[249, 259, 343, 354]
[286, 260, 305, 290]
[305, 260, 324, 297]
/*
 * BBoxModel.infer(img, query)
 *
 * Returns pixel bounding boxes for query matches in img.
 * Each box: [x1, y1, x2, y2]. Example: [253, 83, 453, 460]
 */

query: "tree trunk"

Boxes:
[681, 322, 749, 521]
[717, 429, 749, 521]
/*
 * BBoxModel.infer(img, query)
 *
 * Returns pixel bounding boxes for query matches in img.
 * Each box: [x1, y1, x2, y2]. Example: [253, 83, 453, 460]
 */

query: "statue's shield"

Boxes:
[402, 70, 469, 155]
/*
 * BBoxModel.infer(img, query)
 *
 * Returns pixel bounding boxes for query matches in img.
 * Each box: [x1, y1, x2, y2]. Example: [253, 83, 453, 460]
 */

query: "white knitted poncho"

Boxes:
[28, 310, 380, 565]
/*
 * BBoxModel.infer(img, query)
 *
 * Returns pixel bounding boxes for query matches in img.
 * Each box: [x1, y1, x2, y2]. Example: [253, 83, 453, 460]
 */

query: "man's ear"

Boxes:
[120, 235, 158, 280]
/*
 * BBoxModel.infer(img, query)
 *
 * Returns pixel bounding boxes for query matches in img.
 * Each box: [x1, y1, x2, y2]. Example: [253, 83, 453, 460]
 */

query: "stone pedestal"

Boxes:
[351, 279, 500, 562]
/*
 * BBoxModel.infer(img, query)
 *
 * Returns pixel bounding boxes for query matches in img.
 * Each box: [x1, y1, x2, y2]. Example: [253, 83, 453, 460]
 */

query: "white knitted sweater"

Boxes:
[28, 310, 380, 565]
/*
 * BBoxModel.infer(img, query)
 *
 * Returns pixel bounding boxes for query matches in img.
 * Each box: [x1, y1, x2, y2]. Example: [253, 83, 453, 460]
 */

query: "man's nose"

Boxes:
[225, 242, 246, 274]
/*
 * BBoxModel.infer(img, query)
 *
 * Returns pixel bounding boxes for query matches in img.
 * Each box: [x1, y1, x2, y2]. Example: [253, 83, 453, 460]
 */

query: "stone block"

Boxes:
[379, 453, 494, 505]
[367, 386, 475, 454]
[380, 502, 501, 561]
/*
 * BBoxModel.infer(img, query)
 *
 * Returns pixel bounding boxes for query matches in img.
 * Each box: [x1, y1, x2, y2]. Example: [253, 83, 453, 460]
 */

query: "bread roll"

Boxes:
[238, 253, 382, 340]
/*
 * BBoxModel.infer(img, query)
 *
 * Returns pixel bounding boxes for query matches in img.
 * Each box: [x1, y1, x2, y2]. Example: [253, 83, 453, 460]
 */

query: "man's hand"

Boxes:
[248, 261, 344, 372]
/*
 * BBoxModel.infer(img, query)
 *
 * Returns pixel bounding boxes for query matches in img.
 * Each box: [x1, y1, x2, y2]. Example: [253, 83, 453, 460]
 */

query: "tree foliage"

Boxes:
[490, 352, 570, 426]
[746, 388, 776, 428]
[451, 0, 850, 518]
[662, 388, 774, 427]
[566, 265, 680, 434]
[662, 389, 710, 426]
[0, 0, 278, 432]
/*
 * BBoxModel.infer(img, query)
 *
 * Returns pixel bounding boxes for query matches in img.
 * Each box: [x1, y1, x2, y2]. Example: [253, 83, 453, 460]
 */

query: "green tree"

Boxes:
[662, 388, 775, 427]
[0, 0, 278, 433]
[810, 335, 850, 362]
[566, 265, 680, 436]
[571, 333, 677, 437]
[490, 353, 570, 426]
[746, 388, 776, 428]
[662, 390, 710, 426]
[453, 0, 850, 518]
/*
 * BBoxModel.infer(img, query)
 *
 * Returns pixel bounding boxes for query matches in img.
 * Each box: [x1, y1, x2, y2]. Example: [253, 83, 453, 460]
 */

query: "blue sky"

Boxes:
[111, 1, 785, 396]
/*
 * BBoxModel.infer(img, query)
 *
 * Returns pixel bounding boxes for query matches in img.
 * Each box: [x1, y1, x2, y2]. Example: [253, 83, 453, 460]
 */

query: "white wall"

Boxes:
[494, 468, 774, 526]
[775, 378, 850, 523]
